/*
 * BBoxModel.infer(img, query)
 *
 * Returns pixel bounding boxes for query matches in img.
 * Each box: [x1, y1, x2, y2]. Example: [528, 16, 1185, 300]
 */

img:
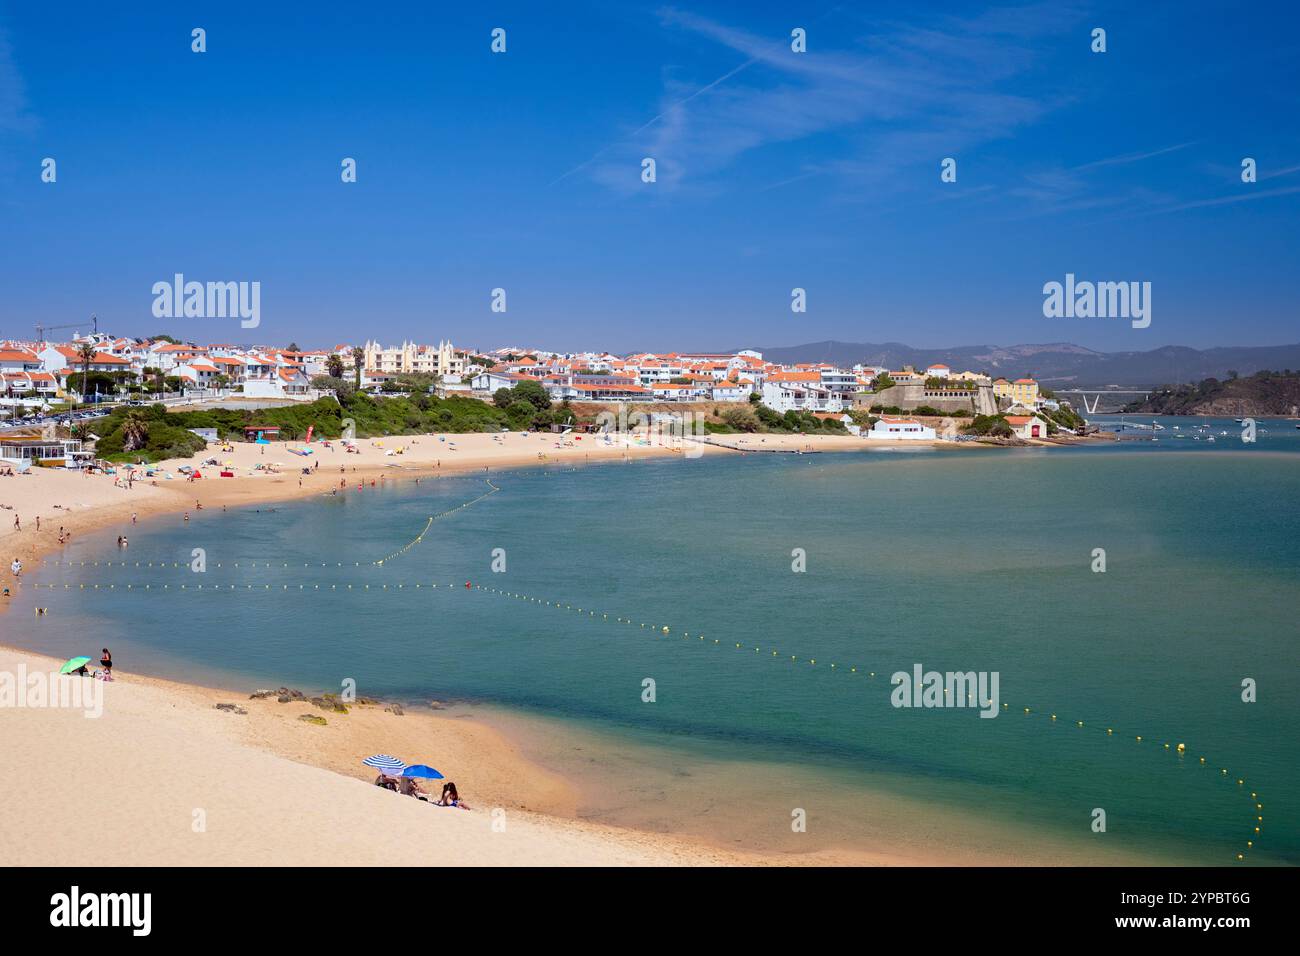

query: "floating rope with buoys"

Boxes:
[27, 560, 1266, 862]
[371, 479, 500, 566]
[462, 580, 1267, 864]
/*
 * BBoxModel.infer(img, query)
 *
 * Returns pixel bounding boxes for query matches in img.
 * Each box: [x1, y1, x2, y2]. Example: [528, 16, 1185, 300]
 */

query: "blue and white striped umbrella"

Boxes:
[362, 754, 406, 772]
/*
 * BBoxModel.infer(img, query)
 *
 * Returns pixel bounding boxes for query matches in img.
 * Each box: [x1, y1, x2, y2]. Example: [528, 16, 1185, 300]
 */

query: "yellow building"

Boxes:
[362, 340, 463, 378]
[993, 377, 1039, 407]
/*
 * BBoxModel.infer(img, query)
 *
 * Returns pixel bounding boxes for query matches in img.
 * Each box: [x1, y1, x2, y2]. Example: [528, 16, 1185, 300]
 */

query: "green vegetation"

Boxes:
[1044, 405, 1085, 433]
[1120, 369, 1300, 416]
[753, 404, 847, 433]
[964, 414, 1014, 438]
[92, 390, 531, 462]
[867, 403, 970, 418]
[871, 372, 894, 392]
[925, 377, 976, 390]
[95, 403, 210, 462]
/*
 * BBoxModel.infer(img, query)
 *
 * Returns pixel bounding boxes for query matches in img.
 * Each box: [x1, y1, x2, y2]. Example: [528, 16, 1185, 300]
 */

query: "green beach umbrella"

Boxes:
[59, 656, 92, 674]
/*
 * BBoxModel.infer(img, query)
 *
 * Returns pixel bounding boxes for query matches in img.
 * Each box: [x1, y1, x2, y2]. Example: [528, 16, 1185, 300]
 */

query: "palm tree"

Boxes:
[326, 354, 345, 378]
[77, 342, 97, 403]
[351, 347, 364, 389]
[122, 409, 150, 453]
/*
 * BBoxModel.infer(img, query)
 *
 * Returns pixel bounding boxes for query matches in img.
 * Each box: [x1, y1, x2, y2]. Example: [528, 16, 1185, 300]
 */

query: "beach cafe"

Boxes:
[0, 437, 90, 470]
[243, 425, 280, 443]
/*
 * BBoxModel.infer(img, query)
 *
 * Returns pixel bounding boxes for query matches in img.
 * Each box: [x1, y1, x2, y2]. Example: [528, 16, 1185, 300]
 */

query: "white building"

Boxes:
[1005, 414, 1050, 440]
[760, 379, 847, 413]
[866, 417, 936, 440]
[710, 380, 749, 402]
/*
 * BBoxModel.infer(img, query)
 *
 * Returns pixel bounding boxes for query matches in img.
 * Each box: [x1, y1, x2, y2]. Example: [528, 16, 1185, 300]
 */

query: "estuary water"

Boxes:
[11, 417, 1299, 864]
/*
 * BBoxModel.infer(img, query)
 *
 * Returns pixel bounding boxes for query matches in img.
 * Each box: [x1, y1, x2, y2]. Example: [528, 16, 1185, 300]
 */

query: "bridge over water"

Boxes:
[1055, 389, 1151, 413]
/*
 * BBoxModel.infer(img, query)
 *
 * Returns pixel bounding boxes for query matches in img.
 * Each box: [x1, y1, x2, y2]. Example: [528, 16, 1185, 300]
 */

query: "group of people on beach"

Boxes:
[67, 648, 114, 681]
[374, 774, 470, 809]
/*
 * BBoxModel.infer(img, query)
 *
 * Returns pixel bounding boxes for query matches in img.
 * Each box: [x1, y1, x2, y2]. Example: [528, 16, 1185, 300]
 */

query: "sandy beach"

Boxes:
[0, 644, 782, 865]
[0, 427, 914, 866]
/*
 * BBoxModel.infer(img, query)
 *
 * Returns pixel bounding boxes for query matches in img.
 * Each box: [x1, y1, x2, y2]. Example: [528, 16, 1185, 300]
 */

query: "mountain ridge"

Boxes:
[736, 340, 1300, 387]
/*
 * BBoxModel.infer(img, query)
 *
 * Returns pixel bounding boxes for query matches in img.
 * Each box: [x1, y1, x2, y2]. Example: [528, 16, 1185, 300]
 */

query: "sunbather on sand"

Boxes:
[437, 782, 470, 809]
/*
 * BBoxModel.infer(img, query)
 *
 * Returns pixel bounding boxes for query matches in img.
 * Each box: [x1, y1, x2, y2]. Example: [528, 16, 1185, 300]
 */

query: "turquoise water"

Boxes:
[11, 417, 1300, 864]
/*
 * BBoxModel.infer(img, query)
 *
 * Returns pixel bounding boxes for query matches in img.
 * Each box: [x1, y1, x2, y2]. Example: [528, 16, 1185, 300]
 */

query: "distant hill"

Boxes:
[740, 340, 1300, 387]
[1120, 370, 1300, 417]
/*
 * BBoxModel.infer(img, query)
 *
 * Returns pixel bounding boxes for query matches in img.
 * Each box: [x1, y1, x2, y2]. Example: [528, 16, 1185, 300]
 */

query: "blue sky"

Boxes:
[1, 1, 1297, 352]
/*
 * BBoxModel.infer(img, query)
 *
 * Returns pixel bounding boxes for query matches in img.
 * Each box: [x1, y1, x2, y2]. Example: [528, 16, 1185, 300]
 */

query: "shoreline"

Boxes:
[0, 427, 1112, 867]
[0, 429, 909, 866]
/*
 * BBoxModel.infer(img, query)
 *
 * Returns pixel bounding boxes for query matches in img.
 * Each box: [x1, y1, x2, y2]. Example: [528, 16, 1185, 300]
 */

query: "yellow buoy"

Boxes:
[1176, 743, 1185, 753]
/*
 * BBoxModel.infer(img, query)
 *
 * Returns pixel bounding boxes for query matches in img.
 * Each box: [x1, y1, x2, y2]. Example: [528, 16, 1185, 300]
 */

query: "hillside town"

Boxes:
[0, 330, 1073, 444]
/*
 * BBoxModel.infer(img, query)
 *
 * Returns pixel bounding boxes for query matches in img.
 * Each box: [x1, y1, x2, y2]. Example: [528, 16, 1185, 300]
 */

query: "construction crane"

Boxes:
[35, 314, 98, 343]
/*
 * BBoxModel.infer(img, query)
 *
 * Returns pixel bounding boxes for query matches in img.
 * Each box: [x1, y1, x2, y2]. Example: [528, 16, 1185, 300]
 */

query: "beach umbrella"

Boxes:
[58, 656, 92, 674]
[399, 765, 444, 779]
[362, 754, 406, 772]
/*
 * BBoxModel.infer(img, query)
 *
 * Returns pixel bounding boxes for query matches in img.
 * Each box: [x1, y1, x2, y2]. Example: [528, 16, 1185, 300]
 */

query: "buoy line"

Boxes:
[25, 562, 1266, 862]
[372, 479, 500, 565]
[463, 580, 1267, 863]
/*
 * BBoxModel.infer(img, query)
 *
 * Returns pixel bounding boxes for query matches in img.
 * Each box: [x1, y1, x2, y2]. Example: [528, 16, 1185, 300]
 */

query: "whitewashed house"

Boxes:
[866, 417, 936, 440]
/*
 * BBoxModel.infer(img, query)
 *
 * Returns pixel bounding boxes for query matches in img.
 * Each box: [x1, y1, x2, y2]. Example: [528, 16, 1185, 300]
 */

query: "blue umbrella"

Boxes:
[362, 754, 406, 772]
[400, 764, 444, 779]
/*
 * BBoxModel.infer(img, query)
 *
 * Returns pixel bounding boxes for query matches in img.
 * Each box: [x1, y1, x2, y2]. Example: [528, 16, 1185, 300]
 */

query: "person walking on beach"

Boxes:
[99, 648, 113, 681]
[131, 513, 137, 524]
[10, 558, 21, 578]
[12, 515, 19, 531]
[35, 516, 40, 532]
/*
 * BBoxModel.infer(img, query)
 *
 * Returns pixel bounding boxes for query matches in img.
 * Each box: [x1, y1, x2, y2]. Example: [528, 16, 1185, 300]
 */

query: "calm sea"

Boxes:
[11, 416, 1300, 864]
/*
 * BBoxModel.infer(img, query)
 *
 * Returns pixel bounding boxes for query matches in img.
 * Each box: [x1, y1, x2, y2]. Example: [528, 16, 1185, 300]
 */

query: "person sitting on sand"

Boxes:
[374, 774, 398, 791]
[437, 782, 470, 809]
[398, 776, 428, 800]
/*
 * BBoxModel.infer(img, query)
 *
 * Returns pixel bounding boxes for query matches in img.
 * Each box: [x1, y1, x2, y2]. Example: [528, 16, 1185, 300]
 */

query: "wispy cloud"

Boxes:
[1071, 142, 1194, 172]
[561, 3, 1085, 196]
[1147, 183, 1300, 215]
